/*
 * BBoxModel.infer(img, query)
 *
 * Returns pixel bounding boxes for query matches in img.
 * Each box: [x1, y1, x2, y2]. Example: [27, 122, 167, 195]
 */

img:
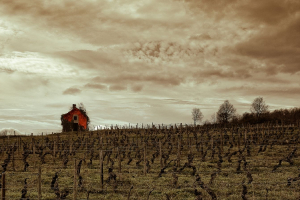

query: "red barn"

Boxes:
[61, 104, 89, 132]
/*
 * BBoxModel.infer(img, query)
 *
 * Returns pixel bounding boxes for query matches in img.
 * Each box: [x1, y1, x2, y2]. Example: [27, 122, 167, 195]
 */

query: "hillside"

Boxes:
[0, 124, 299, 199]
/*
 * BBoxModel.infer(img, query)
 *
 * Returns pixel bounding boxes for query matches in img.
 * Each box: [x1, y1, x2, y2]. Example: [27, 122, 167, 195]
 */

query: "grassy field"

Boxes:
[0, 125, 299, 199]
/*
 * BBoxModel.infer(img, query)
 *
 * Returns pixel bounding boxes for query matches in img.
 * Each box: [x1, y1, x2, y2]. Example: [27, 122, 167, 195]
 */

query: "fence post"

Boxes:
[1, 172, 5, 200]
[180, 123, 182, 133]
[85, 139, 88, 155]
[12, 149, 15, 171]
[237, 129, 240, 150]
[38, 166, 42, 200]
[244, 131, 247, 145]
[100, 137, 103, 150]
[189, 136, 192, 154]
[31, 134, 33, 151]
[100, 150, 104, 191]
[18, 136, 20, 155]
[252, 182, 254, 200]
[220, 130, 224, 153]
[159, 140, 163, 168]
[177, 134, 181, 167]
[41, 132, 44, 148]
[53, 141, 56, 163]
[144, 144, 147, 176]
[118, 147, 121, 173]
[73, 159, 77, 200]
[70, 142, 73, 155]
[33, 143, 36, 168]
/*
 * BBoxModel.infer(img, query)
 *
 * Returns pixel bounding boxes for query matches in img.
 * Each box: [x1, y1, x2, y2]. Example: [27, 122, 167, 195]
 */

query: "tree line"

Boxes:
[192, 97, 300, 126]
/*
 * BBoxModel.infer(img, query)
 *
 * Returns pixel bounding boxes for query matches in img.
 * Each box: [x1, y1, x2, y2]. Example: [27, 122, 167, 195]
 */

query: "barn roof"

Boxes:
[62, 104, 89, 119]
[62, 107, 87, 118]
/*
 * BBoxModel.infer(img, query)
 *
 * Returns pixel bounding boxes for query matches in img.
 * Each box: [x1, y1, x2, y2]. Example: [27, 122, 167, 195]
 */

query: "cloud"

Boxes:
[84, 83, 107, 90]
[189, 34, 212, 41]
[55, 49, 124, 71]
[45, 103, 66, 108]
[180, 0, 300, 76]
[109, 85, 127, 91]
[131, 85, 143, 92]
[0, 51, 76, 77]
[183, 0, 300, 25]
[63, 87, 81, 95]
[219, 85, 300, 98]
[0, 67, 15, 74]
[233, 14, 300, 74]
[0, 0, 195, 46]
[235, 0, 300, 25]
[125, 41, 204, 64]
[93, 72, 185, 87]
[183, 0, 238, 18]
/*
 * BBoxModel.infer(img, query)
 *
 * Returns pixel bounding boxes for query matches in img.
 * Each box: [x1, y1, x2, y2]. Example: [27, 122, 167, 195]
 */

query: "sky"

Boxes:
[1, 0, 300, 134]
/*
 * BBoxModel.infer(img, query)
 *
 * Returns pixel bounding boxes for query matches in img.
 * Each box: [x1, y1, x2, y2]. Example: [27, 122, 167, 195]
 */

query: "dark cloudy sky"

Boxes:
[1, 0, 300, 134]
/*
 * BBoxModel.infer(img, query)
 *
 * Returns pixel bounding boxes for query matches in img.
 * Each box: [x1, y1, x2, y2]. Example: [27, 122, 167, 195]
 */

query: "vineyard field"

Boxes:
[0, 124, 300, 199]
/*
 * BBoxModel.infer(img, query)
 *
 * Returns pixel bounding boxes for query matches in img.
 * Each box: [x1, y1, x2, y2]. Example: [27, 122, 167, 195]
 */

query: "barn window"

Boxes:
[74, 116, 77, 120]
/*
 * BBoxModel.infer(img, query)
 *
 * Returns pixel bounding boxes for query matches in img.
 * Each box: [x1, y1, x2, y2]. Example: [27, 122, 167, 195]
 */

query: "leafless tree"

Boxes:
[217, 100, 236, 123]
[192, 108, 203, 125]
[210, 113, 216, 124]
[250, 97, 269, 118]
[231, 113, 241, 125]
[204, 119, 211, 125]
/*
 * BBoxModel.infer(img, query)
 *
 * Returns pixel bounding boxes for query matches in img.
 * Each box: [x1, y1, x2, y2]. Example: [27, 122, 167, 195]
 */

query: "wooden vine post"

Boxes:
[244, 130, 247, 145]
[100, 150, 104, 191]
[17, 136, 20, 155]
[12, 149, 15, 171]
[1, 172, 5, 200]
[177, 132, 181, 167]
[41, 132, 44, 148]
[33, 143, 36, 168]
[100, 137, 103, 150]
[159, 140, 163, 168]
[188, 135, 192, 154]
[53, 141, 56, 163]
[237, 128, 240, 150]
[38, 166, 42, 200]
[144, 144, 147, 176]
[73, 159, 77, 200]
[118, 147, 122, 181]
[31, 134, 33, 151]
[85, 138, 88, 157]
[220, 130, 224, 153]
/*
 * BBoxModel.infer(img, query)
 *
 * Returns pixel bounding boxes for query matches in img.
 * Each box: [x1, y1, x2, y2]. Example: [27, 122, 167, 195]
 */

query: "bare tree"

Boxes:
[217, 100, 236, 123]
[210, 113, 216, 124]
[250, 97, 269, 118]
[192, 108, 203, 125]
[78, 102, 90, 130]
[204, 119, 211, 125]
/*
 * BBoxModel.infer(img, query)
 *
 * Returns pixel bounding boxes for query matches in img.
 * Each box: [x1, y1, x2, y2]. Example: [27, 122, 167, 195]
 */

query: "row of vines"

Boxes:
[0, 124, 300, 199]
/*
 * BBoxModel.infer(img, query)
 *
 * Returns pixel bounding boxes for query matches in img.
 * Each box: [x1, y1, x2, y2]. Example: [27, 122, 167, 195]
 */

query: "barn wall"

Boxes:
[62, 108, 87, 130]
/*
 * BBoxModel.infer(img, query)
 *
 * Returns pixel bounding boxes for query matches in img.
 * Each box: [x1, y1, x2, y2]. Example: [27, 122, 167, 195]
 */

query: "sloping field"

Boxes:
[0, 125, 299, 199]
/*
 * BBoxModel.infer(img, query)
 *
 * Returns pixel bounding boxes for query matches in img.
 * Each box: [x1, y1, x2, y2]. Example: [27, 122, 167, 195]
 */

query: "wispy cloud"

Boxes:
[63, 87, 81, 95]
